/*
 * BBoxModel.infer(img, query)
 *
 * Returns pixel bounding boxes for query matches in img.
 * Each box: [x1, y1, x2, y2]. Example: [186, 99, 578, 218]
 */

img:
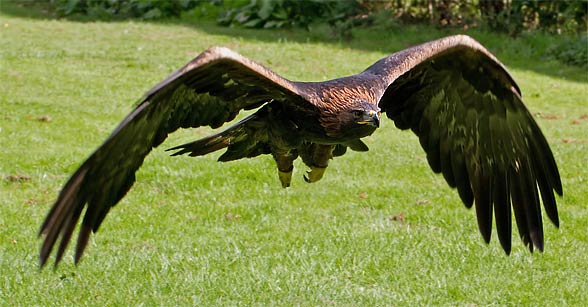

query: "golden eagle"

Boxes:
[39, 35, 562, 267]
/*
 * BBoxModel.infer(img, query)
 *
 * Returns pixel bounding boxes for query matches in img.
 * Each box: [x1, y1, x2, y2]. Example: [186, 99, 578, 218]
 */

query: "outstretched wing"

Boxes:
[369, 35, 562, 254]
[39, 47, 308, 267]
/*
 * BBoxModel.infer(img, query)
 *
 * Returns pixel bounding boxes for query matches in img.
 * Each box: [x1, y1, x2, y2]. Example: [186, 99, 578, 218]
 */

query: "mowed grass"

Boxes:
[1, 6, 588, 307]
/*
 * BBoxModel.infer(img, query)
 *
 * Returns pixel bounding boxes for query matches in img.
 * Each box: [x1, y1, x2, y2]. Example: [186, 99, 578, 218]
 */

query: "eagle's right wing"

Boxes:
[39, 47, 310, 267]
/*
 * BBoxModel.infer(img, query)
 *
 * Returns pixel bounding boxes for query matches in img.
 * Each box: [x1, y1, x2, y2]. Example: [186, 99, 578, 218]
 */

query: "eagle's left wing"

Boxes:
[368, 35, 562, 253]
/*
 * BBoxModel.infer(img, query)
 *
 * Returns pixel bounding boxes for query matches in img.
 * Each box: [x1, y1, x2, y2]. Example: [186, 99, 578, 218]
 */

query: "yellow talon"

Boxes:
[303, 166, 326, 183]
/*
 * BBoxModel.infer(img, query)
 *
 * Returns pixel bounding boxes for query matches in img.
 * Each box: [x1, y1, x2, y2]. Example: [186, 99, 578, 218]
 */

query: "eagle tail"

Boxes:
[167, 113, 268, 161]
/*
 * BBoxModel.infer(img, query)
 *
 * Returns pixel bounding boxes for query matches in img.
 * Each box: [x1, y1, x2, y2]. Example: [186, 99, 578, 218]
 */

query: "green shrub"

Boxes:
[547, 35, 588, 69]
[49, 0, 202, 20]
[217, 0, 334, 29]
[216, 0, 372, 40]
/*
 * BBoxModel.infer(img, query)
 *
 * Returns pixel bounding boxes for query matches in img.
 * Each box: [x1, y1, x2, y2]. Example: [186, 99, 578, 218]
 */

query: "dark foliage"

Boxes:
[217, 0, 329, 29]
[480, 0, 588, 36]
[38, 0, 587, 68]
[47, 0, 203, 20]
[546, 35, 588, 69]
[42, 0, 587, 35]
[218, 0, 587, 35]
[216, 0, 372, 39]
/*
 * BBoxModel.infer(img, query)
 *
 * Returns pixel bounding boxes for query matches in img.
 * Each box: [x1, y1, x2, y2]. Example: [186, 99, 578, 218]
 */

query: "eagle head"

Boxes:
[353, 109, 380, 128]
[332, 100, 380, 139]
[350, 100, 380, 128]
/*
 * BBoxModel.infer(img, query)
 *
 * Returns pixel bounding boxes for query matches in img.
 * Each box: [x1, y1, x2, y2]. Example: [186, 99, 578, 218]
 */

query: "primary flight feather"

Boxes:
[39, 35, 562, 267]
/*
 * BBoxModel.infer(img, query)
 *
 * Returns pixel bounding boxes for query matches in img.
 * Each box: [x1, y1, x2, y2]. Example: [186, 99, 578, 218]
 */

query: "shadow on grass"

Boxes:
[2, 0, 586, 84]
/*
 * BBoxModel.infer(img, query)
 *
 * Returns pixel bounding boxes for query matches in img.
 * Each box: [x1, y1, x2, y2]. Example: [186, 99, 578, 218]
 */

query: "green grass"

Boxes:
[2, 3, 588, 306]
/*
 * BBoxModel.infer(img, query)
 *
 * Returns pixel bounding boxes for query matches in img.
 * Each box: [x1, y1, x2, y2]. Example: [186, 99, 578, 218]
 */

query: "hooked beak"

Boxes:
[358, 110, 380, 128]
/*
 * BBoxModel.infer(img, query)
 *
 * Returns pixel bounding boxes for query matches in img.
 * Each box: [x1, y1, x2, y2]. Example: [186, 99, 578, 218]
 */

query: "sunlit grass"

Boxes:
[1, 4, 587, 306]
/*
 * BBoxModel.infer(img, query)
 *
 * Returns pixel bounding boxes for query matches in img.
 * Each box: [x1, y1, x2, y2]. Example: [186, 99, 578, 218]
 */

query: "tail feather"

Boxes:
[167, 131, 237, 157]
[167, 113, 267, 160]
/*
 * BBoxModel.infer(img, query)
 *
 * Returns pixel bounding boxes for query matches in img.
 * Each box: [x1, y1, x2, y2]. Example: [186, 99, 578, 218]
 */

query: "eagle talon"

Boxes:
[304, 166, 326, 183]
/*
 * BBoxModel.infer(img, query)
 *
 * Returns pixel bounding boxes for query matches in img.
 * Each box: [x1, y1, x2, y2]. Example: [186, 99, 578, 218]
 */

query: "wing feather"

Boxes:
[492, 168, 511, 253]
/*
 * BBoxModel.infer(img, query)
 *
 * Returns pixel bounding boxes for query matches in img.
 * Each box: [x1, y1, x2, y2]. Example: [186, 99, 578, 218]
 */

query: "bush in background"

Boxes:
[547, 35, 588, 69]
[47, 0, 202, 20]
[42, 0, 587, 35]
[217, 0, 329, 29]
[26, 0, 588, 68]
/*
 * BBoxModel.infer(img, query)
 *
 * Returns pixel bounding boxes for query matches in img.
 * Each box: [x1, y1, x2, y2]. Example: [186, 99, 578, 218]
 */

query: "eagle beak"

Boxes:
[358, 110, 380, 128]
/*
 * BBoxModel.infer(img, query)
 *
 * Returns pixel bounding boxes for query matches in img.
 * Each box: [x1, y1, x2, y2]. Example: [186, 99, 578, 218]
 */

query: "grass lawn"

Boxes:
[1, 3, 587, 306]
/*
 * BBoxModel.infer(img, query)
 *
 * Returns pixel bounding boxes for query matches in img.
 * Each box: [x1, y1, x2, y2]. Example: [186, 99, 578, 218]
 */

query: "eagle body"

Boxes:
[39, 35, 562, 267]
[170, 76, 382, 186]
